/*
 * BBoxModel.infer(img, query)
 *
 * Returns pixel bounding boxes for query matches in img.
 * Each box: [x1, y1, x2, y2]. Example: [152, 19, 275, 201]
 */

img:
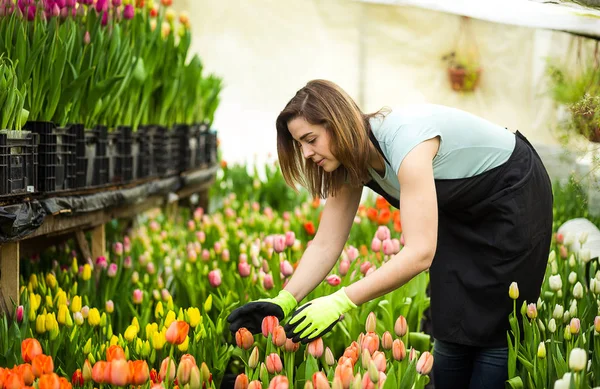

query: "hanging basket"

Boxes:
[447, 65, 482, 92]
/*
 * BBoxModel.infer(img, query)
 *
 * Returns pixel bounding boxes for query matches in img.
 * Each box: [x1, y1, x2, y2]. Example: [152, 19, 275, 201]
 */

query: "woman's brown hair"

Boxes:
[276, 79, 386, 198]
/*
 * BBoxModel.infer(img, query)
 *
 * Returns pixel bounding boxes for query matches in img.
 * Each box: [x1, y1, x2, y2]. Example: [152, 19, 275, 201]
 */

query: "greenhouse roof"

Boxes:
[358, 0, 600, 39]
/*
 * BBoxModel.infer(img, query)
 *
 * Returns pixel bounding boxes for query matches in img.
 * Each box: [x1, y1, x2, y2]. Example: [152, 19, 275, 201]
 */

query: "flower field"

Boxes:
[0, 158, 597, 389]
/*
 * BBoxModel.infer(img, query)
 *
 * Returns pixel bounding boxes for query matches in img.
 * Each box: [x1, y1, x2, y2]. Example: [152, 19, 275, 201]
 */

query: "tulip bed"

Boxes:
[0, 159, 599, 389]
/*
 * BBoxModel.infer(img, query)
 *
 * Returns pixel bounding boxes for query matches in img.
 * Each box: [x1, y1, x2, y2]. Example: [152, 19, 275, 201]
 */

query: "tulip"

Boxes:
[129, 360, 149, 385]
[177, 357, 195, 386]
[248, 381, 262, 389]
[32, 354, 54, 377]
[236, 328, 254, 350]
[508, 282, 519, 300]
[326, 274, 341, 286]
[382, 239, 395, 255]
[371, 238, 381, 252]
[266, 353, 283, 374]
[82, 359, 92, 382]
[72, 368, 84, 387]
[416, 351, 434, 375]
[132, 289, 143, 304]
[280, 260, 294, 277]
[187, 307, 201, 328]
[21, 338, 43, 363]
[272, 325, 287, 347]
[159, 357, 176, 382]
[569, 348, 587, 371]
[362, 332, 379, 355]
[312, 371, 330, 389]
[570, 318, 581, 334]
[361, 348, 371, 369]
[235, 373, 249, 389]
[273, 235, 286, 253]
[166, 320, 189, 345]
[526, 303, 537, 319]
[365, 312, 377, 333]
[573, 282, 584, 299]
[392, 339, 406, 361]
[339, 259, 350, 276]
[264, 273, 274, 289]
[238, 261, 251, 277]
[284, 338, 300, 353]
[376, 226, 391, 241]
[324, 347, 335, 366]
[248, 346, 260, 368]
[38, 373, 61, 389]
[549, 274, 562, 291]
[381, 331, 393, 350]
[107, 359, 129, 386]
[360, 261, 372, 275]
[208, 270, 222, 287]
[269, 375, 289, 389]
[307, 338, 324, 358]
[537, 342, 546, 359]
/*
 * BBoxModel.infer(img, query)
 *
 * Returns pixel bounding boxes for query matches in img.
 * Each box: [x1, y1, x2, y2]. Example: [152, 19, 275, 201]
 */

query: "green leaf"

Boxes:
[399, 358, 417, 389]
[382, 367, 398, 389]
[505, 376, 524, 389]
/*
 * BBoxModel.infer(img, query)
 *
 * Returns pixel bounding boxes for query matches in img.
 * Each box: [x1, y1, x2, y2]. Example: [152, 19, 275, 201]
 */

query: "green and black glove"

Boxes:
[227, 289, 297, 335]
[284, 287, 357, 343]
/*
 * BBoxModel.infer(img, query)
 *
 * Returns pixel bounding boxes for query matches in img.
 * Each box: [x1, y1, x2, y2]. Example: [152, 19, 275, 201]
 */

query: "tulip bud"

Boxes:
[307, 338, 324, 358]
[580, 248, 591, 263]
[266, 353, 283, 374]
[381, 331, 393, 350]
[416, 351, 434, 375]
[537, 342, 546, 359]
[371, 238, 382, 252]
[526, 303, 537, 320]
[569, 348, 587, 372]
[564, 325, 572, 340]
[365, 312, 377, 333]
[570, 318, 580, 334]
[573, 282, 584, 299]
[508, 282, 519, 300]
[392, 339, 406, 361]
[368, 360, 379, 383]
[248, 346, 260, 368]
[394, 315, 407, 337]
[549, 274, 562, 291]
[548, 318, 557, 333]
[568, 271, 577, 285]
[325, 347, 335, 366]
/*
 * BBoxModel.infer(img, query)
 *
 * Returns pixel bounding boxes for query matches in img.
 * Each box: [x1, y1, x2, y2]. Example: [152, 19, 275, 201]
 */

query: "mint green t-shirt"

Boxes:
[368, 104, 516, 198]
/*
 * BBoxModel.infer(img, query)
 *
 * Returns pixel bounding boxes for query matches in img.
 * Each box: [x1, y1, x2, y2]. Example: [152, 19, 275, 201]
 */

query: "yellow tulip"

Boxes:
[71, 296, 82, 313]
[82, 264, 92, 281]
[29, 274, 38, 290]
[57, 304, 70, 326]
[187, 307, 201, 328]
[110, 335, 119, 346]
[132, 317, 140, 331]
[177, 308, 185, 321]
[166, 296, 174, 311]
[35, 294, 42, 310]
[164, 310, 176, 328]
[141, 341, 151, 358]
[152, 330, 166, 350]
[46, 312, 57, 332]
[45, 295, 53, 309]
[46, 273, 57, 289]
[88, 308, 101, 326]
[71, 257, 79, 274]
[204, 295, 212, 312]
[100, 313, 107, 327]
[135, 338, 143, 355]
[155, 302, 164, 319]
[83, 338, 92, 355]
[28, 303, 36, 322]
[146, 323, 158, 339]
[35, 315, 46, 334]
[55, 289, 67, 306]
[177, 336, 189, 352]
[125, 325, 138, 342]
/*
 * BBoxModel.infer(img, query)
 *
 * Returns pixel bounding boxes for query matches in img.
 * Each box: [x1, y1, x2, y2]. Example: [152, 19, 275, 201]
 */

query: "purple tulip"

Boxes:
[112, 0, 121, 6]
[55, 0, 65, 8]
[65, 0, 75, 6]
[122, 3, 133, 19]
[95, 0, 107, 12]
[26, 4, 36, 20]
[100, 10, 108, 25]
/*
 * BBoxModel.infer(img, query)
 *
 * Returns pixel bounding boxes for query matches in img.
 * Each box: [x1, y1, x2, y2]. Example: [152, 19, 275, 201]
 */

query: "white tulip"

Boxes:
[579, 231, 589, 246]
[549, 275, 563, 291]
[568, 272, 577, 285]
[548, 318, 557, 333]
[569, 348, 587, 372]
[580, 248, 591, 263]
[553, 304, 564, 320]
[573, 282, 584, 300]
[548, 250, 556, 263]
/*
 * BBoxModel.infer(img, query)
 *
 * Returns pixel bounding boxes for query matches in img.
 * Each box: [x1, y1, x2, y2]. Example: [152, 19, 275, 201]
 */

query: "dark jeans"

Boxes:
[432, 339, 508, 389]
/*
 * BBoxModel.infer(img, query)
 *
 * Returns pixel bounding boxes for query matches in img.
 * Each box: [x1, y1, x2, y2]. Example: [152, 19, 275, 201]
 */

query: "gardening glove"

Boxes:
[227, 289, 297, 335]
[284, 287, 357, 344]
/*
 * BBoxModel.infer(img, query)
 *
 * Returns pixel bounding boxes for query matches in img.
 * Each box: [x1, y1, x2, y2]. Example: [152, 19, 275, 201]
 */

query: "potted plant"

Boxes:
[443, 51, 482, 92]
[569, 94, 600, 143]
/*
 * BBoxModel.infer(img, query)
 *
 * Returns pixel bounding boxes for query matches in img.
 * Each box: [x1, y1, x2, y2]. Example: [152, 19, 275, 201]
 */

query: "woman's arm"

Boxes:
[345, 137, 439, 305]
[284, 183, 362, 302]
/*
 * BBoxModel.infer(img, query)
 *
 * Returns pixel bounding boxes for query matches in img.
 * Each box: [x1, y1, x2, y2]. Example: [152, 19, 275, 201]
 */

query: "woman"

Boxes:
[227, 79, 553, 388]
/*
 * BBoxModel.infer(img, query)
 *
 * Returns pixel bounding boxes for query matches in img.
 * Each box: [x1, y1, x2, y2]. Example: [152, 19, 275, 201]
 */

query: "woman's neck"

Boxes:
[368, 143, 386, 176]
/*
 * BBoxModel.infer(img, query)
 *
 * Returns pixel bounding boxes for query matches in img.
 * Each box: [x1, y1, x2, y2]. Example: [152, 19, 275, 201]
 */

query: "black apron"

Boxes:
[365, 131, 553, 347]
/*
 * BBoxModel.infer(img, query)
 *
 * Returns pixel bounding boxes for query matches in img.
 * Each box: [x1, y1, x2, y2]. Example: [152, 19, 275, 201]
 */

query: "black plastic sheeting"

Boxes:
[0, 165, 219, 243]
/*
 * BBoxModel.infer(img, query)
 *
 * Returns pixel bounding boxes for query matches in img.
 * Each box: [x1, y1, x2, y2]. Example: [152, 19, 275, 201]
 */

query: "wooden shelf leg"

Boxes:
[0, 242, 20, 317]
[91, 224, 106, 261]
[74, 230, 91, 262]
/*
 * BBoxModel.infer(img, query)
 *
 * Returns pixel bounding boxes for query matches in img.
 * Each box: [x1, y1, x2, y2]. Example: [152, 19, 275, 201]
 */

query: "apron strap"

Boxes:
[368, 130, 391, 167]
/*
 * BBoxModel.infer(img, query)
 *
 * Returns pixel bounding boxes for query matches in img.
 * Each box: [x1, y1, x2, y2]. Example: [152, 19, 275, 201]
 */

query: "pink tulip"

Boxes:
[372, 351, 387, 372]
[326, 274, 341, 286]
[238, 261, 251, 277]
[371, 238, 381, 252]
[263, 274, 274, 290]
[347, 246, 359, 261]
[416, 351, 434, 375]
[273, 235, 286, 253]
[123, 256, 132, 269]
[16, 305, 23, 323]
[570, 318, 581, 334]
[394, 315, 408, 337]
[95, 0, 107, 12]
[280, 260, 294, 277]
[51, 3, 59, 16]
[187, 220, 195, 231]
[266, 353, 283, 374]
[214, 242, 222, 254]
[339, 259, 350, 276]
[112, 0, 121, 6]
[307, 338, 324, 358]
[264, 236, 274, 248]
[392, 238, 401, 254]
[113, 242, 123, 255]
[132, 289, 143, 304]
[159, 357, 176, 382]
[285, 231, 295, 247]
[376, 226, 391, 241]
[268, 375, 289, 389]
[202, 249, 210, 261]
[382, 239, 395, 256]
[208, 270, 222, 287]
[262, 316, 279, 337]
[96, 256, 108, 269]
[107, 263, 118, 278]
[312, 371, 330, 389]
[360, 261, 372, 275]
[222, 249, 230, 261]
[392, 339, 406, 361]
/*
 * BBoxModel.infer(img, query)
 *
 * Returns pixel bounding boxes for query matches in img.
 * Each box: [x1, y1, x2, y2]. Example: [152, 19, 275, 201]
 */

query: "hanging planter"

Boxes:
[442, 16, 482, 93]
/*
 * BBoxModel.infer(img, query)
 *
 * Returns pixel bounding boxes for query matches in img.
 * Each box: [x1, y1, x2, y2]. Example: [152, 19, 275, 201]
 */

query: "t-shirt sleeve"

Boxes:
[385, 122, 441, 176]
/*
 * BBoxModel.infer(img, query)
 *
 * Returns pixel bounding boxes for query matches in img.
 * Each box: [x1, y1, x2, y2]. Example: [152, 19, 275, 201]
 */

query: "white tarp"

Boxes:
[174, 0, 599, 171]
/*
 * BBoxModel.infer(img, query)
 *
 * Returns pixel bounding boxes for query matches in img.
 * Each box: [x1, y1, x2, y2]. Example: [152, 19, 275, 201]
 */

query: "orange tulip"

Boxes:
[271, 325, 286, 348]
[312, 371, 330, 389]
[381, 331, 393, 350]
[91, 361, 107, 384]
[21, 338, 43, 363]
[392, 339, 406, 361]
[106, 345, 126, 362]
[307, 338, 324, 358]
[375, 196, 389, 210]
[261, 316, 279, 337]
[377, 209, 391, 225]
[234, 373, 249, 389]
[235, 328, 254, 350]
[248, 381, 262, 389]
[129, 360, 150, 385]
[177, 357, 195, 386]
[58, 376, 72, 389]
[166, 320, 190, 345]
[334, 359, 353, 389]
[303, 221, 316, 235]
[361, 332, 379, 355]
[180, 354, 197, 366]
[0, 367, 7, 385]
[284, 338, 300, 353]
[107, 359, 129, 386]
[38, 373, 60, 389]
[366, 208, 378, 222]
[268, 375, 289, 389]
[265, 353, 283, 374]
[341, 342, 359, 366]
[18, 363, 34, 385]
[32, 354, 54, 377]
[3, 371, 24, 389]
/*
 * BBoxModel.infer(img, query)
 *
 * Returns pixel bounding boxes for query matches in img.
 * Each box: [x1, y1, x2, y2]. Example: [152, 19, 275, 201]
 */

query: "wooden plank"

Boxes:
[0, 242, 20, 315]
[91, 224, 105, 261]
[75, 230, 91, 261]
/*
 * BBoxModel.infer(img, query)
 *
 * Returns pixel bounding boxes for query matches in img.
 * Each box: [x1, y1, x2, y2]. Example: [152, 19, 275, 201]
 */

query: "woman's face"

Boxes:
[288, 117, 341, 172]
